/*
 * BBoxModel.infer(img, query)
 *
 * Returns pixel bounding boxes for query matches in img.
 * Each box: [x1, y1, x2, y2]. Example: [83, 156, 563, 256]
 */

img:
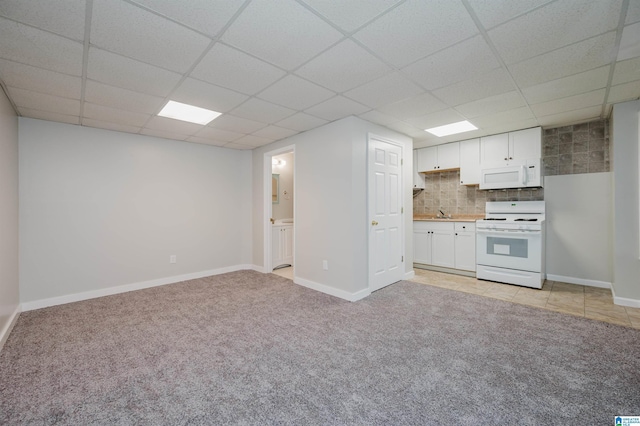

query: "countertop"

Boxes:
[413, 214, 484, 223]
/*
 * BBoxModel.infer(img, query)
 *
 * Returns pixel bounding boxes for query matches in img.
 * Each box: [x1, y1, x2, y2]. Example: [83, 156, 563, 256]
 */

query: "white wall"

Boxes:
[544, 173, 613, 286]
[271, 152, 293, 220]
[252, 116, 412, 300]
[19, 118, 252, 305]
[0, 87, 20, 350]
[612, 100, 640, 305]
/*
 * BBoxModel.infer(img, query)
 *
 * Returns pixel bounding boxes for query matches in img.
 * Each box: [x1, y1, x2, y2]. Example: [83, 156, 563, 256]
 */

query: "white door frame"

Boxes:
[367, 133, 405, 290]
[263, 145, 295, 273]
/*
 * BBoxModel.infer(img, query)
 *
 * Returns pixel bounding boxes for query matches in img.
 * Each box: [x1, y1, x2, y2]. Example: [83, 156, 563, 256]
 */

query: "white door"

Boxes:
[369, 137, 404, 292]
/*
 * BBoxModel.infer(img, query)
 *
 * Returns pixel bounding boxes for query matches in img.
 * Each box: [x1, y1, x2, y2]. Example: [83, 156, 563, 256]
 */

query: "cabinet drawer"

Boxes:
[414, 221, 454, 231]
[455, 222, 475, 232]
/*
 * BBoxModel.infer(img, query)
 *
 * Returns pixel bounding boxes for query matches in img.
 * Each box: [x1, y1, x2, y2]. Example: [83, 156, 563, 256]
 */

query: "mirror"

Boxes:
[272, 174, 279, 204]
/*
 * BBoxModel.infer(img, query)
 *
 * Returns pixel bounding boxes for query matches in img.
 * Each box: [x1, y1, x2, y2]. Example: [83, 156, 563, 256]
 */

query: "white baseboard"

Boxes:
[21, 264, 253, 312]
[294, 276, 371, 302]
[404, 270, 416, 280]
[0, 304, 21, 353]
[251, 264, 268, 273]
[611, 287, 640, 308]
[546, 274, 611, 289]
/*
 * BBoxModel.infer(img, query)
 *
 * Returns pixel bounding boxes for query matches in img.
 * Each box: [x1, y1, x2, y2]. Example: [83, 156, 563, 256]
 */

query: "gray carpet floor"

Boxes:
[1, 270, 639, 425]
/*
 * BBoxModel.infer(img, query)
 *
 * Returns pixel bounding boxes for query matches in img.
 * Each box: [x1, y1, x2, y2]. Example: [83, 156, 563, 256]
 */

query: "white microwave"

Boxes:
[479, 159, 543, 190]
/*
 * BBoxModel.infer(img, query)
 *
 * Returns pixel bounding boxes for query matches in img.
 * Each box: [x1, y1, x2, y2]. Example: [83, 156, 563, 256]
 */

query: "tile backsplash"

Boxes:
[414, 118, 609, 216]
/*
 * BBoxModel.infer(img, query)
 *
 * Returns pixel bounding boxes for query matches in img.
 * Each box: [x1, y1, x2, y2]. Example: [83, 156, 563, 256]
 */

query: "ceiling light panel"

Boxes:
[158, 101, 222, 125]
[425, 120, 478, 137]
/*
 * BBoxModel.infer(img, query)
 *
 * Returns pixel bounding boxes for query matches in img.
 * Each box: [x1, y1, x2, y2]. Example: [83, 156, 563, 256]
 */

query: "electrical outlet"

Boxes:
[169, 255, 177, 264]
[322, 260, 328, 270]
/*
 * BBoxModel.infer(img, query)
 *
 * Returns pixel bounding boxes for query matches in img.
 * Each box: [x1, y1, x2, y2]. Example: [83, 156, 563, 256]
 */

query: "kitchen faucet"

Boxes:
[438, 209, 451, 219]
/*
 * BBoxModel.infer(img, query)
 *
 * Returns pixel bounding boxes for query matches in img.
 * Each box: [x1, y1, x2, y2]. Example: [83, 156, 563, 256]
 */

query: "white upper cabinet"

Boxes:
[413, 150, 425, 189]
[459, 138, 480, 186]
[417, 142, 460, 172]
[481, 127, 541, 166]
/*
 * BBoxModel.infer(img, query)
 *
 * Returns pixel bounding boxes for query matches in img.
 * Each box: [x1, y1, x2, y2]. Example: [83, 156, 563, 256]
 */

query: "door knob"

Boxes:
[371, 220, 378, 226]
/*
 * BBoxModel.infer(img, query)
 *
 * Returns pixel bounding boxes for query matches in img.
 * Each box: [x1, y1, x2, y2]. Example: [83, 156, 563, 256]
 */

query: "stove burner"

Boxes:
[484, 218, 507, 221]
[514, 218, 538, 222]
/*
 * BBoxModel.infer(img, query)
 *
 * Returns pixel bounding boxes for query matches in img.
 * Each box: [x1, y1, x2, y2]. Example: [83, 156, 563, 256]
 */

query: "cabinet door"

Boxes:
[282, 226, 293, 264]
[417, 146, 438, 172]
[454, 232, 476, 271]
[437, 142, 460, 170]
[509, 127, 541, 161]
[459, 138, 480, 185]
[431, 229, 455, 268]
[272, 226, 283, 268]
[413, 230, 432, 264]
[480, 133, 509, 165]
[413, 151, 425, 188]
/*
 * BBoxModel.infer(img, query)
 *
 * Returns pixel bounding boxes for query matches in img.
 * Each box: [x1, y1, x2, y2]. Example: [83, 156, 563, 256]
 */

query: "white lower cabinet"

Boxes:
[414, 221, 476, 272]
[272, 224, 293, 269]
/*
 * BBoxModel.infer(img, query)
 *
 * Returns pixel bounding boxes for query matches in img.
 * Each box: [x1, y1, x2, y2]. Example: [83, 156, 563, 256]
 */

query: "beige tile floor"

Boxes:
[272, 266, 640, 329]
[411, 268, 640, 329]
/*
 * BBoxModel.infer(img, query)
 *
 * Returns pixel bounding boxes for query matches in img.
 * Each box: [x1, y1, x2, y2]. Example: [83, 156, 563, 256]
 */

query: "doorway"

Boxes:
[264, 145, 295, 274]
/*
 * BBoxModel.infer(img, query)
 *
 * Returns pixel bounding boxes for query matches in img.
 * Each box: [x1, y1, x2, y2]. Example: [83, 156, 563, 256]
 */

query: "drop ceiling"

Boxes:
[0, 0, 638, 150]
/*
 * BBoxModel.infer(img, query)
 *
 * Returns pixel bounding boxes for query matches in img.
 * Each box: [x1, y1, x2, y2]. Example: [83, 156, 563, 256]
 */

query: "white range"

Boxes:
[476, 201, 545, 289]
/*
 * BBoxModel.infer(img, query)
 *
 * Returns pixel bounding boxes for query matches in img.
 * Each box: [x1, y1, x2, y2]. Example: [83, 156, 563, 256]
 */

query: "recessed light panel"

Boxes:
[425, 120, 477, 137]
[158, 100, 222, 125]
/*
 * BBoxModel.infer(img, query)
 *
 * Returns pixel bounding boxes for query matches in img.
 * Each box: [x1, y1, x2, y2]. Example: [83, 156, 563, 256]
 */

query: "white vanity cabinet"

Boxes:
[454, 222, 476, 272]
[481, 127, 541, 166]
[414, 221, 476, 273]
[272, 224, 293, 269]
[417, 142, 460, 172]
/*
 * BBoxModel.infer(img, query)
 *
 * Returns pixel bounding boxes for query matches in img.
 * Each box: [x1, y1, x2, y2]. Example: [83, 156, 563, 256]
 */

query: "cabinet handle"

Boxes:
[455, 233, 458, 236]
[509, 157, 513, 160]
[504, 157, 508, 160]
[460, 180, 463, 184]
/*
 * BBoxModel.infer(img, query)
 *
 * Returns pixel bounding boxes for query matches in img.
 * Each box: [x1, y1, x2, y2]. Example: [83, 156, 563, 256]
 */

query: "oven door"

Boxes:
[476, 228, 541, 272]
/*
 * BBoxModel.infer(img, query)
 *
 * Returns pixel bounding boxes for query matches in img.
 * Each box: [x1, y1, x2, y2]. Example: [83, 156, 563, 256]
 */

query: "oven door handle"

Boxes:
[476, 228, 541, 234]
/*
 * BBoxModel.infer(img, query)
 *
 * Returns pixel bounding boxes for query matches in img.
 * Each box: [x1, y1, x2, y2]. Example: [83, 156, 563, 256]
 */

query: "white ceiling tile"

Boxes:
[405, 108, 467, 129]
[0, 18, 83, 75]
[85, 80, 165, 115]
[466, 0, 553, 30]
[223, 142, 254, 150]
[91, 0, 211, 73]
[230, 98, 295, 124]
[190, 43, 286, 95]
[81, 118, 142, 134]
[83, 102, 151, 127]
[455, 91, 526, 119]
[377, 93, 448, 120]
[489, 0, 623, 65]
[626, 0, 640, 25]
[607, 80, 640, 104]
[0, 59, 81, 99]
[432, 68, 516, 106]
[252, 125, 299, 140]
[144, 116, 204, 136]
[344, 72, 423, 108]
[521, 66, 610, 104]
[193, 127, 243, 142]
[295, 39, 391, 93]
[9, 87, 80, 116]
[402, 36, 500, 91]
[305, 96, 369, 121]
[358, 110, 401, 126]
[382, 120, 426, 138]
[618, 22, 640, 61]
[18, 107, 80, 125]
[300, 0, 402, 32]
[613, 55, 640, 86]
[258, 75, 334, 110]
[87, 47, 182, 97]
[0, 0, 86, 41]
[353, 0, 477, 67]
[185, 136, 228, 147]
[220, 0, 343, 70]
[129, 0, 245, 37]
[508, 32, 617, 88]
[209, 114, 268, 133]
[140, 128, 190, 141]
[234, 134, 274, 147]
[275, 112, 328, 132]
[531, 89, 605, 117]
[535, 105, 602, 127]
[478, 119, 540, 138]
[170, 78, 249, 113]
[471, 106, 534, 128]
